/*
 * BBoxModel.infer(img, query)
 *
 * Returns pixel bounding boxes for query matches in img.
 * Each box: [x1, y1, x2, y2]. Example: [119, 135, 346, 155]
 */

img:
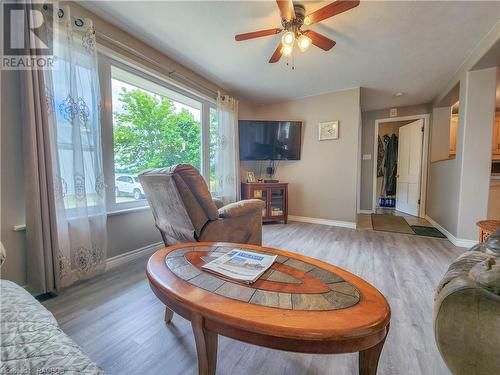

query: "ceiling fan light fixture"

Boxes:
[297, 34, 312, 52]
[281, 31, 295, 47]
[281, 44, 293, 57]
[303, 16, 311, 26]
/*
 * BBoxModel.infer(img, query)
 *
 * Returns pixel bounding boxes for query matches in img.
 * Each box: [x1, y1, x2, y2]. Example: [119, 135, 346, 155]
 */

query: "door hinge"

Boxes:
[418, 199, 421, 205]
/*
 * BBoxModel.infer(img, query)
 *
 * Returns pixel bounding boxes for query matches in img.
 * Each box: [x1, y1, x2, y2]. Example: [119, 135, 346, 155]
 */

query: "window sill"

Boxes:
[11, 207, 152, 232]
[107, 205, 151, 217]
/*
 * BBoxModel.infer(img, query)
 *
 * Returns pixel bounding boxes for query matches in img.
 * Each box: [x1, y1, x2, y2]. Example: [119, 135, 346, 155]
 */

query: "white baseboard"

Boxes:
[424, 215, 478, 248]
[357, 209, 373, 214]
[106, 241, 163, 271]
[288, 215, 357, 229]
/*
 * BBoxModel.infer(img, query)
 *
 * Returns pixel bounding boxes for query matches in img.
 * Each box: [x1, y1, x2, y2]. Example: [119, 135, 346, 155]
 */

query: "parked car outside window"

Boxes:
[115, 174, 145, 200]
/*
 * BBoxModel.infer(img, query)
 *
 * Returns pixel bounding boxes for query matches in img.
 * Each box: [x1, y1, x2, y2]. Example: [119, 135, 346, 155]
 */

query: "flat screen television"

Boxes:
[239, 120, 302, 160]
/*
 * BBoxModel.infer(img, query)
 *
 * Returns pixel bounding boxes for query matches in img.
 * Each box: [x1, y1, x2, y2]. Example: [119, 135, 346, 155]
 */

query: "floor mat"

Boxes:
[410, 225, 447, 238]
[371, 214, 415, 234]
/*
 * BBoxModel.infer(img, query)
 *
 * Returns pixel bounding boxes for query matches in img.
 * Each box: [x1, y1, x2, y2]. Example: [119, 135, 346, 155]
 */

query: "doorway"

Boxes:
[372, 115, 430, 218]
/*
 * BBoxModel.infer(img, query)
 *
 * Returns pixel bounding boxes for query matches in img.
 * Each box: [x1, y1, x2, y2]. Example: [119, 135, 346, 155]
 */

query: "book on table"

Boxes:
[202, 249, 277, 284]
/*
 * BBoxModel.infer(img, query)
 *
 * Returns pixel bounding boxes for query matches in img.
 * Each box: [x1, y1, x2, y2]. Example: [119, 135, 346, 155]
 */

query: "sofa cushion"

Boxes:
[435, 251, 491, 296]
[0, 280, 103, 374]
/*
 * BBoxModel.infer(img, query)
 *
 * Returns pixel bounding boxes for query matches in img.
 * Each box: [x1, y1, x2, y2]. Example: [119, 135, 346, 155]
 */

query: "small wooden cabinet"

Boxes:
[241, 182, 288, 224]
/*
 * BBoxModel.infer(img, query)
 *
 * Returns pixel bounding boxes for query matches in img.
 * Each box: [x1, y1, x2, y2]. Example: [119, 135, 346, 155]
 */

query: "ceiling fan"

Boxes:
[235, 0, 360, 63]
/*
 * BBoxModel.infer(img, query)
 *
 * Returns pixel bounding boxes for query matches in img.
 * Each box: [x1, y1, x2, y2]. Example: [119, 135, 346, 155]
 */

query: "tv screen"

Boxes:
[239, 120, 302, 160]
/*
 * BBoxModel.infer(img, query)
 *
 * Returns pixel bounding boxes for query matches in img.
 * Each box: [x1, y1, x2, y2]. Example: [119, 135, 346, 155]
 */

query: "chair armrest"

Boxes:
[218, 199, 265, 218]
[212, 197, 224, 209]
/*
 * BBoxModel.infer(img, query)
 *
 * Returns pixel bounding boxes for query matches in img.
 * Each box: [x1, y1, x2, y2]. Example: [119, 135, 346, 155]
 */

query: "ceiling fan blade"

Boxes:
[276, 0, 295, 21]
[304, 0, 360, 25]
[235, 28, 282, 41]
[303, 30, 336, 51]
[269, 43, 282, 63]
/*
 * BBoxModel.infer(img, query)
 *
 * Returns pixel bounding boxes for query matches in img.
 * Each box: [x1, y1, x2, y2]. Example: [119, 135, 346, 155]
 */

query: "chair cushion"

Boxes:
[171, 164, 219, 221]
[218, 199, 265, 218]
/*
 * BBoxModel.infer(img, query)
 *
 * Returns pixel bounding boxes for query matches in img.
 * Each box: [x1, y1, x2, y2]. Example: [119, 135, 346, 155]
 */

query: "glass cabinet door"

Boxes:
[270, 188, 284, 217]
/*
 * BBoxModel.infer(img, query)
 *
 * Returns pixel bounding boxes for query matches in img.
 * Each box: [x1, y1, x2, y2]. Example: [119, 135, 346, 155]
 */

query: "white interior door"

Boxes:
[396, 119, 423, 216]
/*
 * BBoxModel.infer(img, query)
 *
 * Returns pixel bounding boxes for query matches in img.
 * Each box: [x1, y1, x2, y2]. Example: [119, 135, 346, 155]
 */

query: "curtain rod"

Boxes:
[95, 31, 219, 99]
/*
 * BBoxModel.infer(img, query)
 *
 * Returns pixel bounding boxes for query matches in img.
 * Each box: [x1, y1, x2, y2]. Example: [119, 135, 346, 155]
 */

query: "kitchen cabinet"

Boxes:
[488, 179, 500, 220]
[492, 113, 500, 160]
[449, 114, 458, 158]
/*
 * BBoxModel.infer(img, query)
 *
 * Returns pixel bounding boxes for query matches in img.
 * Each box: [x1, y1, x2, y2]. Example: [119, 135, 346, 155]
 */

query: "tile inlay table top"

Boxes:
[147, 242, 391, 375]
[166, 245, 360, 311]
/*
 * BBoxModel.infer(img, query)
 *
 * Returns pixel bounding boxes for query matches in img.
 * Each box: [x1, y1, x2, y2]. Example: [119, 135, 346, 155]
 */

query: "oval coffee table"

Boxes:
[147, 242, 391, 375]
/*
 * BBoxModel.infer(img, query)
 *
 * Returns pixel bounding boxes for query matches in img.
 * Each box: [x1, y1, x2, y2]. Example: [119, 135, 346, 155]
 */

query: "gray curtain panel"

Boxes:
[21, 64, 60, 294]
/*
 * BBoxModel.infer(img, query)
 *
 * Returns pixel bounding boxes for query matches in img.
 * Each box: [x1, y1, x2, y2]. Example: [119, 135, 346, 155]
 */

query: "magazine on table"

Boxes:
[202, 249, 277, 284]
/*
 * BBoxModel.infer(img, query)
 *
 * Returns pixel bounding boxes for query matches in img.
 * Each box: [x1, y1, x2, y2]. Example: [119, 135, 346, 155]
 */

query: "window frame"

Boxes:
[98, 51, 216, 214]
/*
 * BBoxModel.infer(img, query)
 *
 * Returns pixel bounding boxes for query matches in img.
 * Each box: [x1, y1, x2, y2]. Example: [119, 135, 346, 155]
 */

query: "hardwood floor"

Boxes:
[43, 222, 463, 375]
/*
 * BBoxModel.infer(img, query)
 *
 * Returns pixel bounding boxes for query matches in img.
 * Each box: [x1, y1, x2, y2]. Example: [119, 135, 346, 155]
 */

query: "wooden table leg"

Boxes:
[164, 307, 174, 324]
[358, 326, 389, 375]
[191, 314, 218, 375]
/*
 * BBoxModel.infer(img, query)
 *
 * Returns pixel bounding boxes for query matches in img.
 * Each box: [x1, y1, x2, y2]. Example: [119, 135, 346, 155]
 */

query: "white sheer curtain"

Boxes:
[215, 94, 240, 204]
[46, 6, 106, 287]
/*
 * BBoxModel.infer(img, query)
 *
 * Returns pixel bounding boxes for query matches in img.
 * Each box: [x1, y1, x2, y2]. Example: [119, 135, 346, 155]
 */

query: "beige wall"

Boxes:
[426, 159, 461, 236]
[457, 67, 497, 239]
[359, 104, 431, 211]
[106, 210, 162, 258]
[239, 88, 362, 224]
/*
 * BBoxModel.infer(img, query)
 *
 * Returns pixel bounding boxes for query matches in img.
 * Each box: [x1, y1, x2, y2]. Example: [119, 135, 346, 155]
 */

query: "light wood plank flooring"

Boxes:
[43, 222, 464, 375]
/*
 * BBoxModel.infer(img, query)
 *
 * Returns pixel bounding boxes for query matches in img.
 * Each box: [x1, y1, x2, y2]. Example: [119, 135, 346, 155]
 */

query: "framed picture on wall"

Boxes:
[247, 171, 256, 183]
[319, 121, 339, 140]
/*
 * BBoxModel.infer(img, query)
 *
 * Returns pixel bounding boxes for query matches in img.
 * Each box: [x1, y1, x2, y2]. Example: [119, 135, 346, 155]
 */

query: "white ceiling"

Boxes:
[83, 1, 499, 111]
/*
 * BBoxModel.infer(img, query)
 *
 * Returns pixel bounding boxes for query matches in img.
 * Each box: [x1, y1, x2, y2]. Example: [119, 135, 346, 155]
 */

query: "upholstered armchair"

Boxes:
[139, 164, 265, 246]
[433, 230, 500, 374]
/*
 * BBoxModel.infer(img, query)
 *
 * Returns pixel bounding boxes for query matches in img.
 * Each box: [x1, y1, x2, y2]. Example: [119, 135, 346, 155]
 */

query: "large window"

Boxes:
[99, 54, 217, 212]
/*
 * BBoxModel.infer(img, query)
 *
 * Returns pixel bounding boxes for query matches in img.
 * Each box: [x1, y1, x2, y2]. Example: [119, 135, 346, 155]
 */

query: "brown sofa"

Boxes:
[433, 231, 500, 374]
[139, 164, 265, 246]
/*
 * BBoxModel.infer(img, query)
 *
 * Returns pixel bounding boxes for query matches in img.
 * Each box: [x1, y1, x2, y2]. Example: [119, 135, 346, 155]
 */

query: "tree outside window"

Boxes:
[112, 79, 201, 203]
